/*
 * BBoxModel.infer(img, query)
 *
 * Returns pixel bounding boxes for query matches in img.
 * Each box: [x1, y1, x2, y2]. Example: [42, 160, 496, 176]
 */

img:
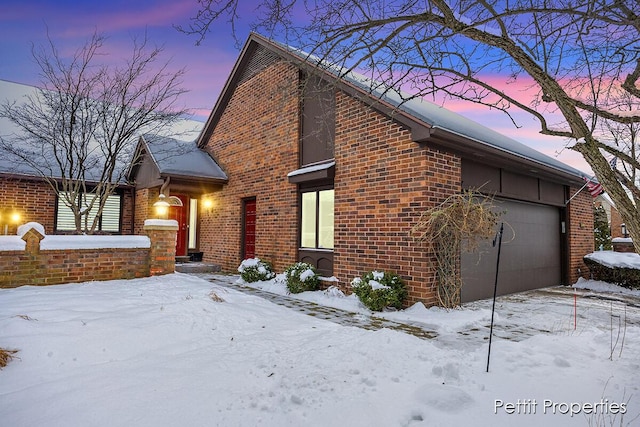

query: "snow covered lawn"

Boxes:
[1, 273, 639, 427]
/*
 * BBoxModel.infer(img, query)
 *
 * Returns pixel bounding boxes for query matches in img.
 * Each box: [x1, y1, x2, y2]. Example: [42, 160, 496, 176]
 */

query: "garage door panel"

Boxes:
[461, 199, 561, 302]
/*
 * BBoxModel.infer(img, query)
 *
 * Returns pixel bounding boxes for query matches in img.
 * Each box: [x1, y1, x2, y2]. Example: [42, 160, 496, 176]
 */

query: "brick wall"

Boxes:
[200, 60, 300, 272]
[121, 189, 135, 234]
[610, 205, 624, 239]
[568, 187, 595, 283]
[133, 187, 160, 235]
[0, 176, 135, 235]
[333, 93, 461, 306]
[0, 177, 56, 234]
[0, 221, 177, 288]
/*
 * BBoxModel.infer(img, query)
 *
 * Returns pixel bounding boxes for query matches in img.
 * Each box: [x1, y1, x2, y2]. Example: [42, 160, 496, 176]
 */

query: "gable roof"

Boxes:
[198, 33, 587, 186]
[0, 79, 217, 185]
[128, 134, 227, 184]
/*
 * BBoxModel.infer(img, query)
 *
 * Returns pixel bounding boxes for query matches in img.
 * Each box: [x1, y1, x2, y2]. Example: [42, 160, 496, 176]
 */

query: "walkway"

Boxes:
[204, 274, 437, 340]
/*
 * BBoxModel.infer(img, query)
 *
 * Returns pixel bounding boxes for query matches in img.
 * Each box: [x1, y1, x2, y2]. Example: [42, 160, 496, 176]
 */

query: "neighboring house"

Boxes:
[0, 79, 203, 239]
[193, 33, 594, 305]
[595, 193, 625, 239]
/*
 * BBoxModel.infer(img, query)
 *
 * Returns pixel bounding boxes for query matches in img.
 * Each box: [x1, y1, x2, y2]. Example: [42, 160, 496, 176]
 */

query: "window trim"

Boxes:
[299, 186, 334, 250]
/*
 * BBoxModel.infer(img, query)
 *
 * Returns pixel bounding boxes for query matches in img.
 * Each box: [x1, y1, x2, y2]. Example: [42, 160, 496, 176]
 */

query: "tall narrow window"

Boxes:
[188, 198, 198, 249]
[301, 192, 317, 248]
[318, 189, 334, 249]
[300, 189, 334, 249]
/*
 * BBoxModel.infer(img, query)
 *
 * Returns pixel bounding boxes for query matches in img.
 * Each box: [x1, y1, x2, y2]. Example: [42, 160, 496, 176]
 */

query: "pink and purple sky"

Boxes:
[0, 0, 591, 173]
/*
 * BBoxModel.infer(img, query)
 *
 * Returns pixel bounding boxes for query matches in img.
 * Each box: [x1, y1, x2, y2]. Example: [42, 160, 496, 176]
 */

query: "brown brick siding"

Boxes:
[121, 189, 135, 234]
[200, 60, 300, 272]
[0, 177, 56, 234]
[333, 93, 461, 306]
[568, 187, 594, 283]
[134, 187, 160, 235]
[0, 247, 150, 288]
[0, 176, 135, 235]
[610, 205, 624, 239]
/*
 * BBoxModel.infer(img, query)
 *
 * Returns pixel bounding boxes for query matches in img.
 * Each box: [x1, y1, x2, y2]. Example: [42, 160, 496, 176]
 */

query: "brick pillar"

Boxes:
[21, 227, 44, 255]
[144, 219, 178, 276]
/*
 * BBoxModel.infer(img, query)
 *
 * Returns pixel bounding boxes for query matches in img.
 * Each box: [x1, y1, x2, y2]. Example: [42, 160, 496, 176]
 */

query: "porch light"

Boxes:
[153, 194, 170, 219]
[203, 198, 214, 212]
[621, 223, 628, 238]
[1, 209, 21, 235]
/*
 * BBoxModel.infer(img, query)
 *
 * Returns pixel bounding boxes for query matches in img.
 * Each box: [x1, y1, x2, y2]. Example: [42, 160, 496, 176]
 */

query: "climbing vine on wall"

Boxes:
[411, 189, 503, 308]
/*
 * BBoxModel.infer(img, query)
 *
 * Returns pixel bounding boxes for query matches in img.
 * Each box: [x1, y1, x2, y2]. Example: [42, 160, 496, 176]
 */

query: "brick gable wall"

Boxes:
[200, 60, 300, 272]
[333, 93, 461, 306]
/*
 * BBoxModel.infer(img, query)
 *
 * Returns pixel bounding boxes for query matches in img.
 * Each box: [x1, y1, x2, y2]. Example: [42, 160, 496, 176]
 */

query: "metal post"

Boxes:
[486, 222, 504, 373]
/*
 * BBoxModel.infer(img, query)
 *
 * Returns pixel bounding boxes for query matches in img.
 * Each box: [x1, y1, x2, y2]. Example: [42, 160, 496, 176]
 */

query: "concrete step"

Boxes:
[175, 262, 221, 273]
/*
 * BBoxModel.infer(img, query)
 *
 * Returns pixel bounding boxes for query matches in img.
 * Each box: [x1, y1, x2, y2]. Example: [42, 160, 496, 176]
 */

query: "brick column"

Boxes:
[144, 219, 178, 276]
[21, 227, 45, 255]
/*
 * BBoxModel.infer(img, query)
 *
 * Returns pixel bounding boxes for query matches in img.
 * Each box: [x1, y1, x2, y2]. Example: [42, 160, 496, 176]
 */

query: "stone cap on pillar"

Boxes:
[143, 219, 179, 231]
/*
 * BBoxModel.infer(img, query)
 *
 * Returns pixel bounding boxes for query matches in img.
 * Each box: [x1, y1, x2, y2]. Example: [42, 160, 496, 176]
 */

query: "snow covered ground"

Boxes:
[1, 271, 639, 426]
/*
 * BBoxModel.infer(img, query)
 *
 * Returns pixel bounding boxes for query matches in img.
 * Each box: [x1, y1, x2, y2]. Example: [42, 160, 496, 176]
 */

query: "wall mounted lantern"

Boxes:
[1, 209, 21, 235]
[621, 223, 629, 238]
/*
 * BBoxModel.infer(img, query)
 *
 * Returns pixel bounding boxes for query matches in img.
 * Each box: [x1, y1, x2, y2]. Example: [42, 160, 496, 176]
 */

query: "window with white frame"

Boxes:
[300, 189, 334, 249]
[55, 191, 122, 233]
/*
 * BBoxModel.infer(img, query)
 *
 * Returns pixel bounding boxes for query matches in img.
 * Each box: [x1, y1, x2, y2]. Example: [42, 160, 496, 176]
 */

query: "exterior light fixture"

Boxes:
[621, 223, 628, 238]
[153, 194, 170, 219]
[203, 198, 214, 212]
[1, 209, 21, 235]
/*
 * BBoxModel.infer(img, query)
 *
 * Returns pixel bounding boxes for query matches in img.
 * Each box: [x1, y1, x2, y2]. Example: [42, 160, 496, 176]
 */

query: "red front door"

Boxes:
[243, 198, 256, 259]
[169, 194, 189, 257]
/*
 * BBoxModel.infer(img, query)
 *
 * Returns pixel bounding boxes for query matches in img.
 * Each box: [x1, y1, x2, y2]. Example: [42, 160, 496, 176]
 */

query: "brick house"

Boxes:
[1, 32, 595, 305]
[193, 33, 594, 305]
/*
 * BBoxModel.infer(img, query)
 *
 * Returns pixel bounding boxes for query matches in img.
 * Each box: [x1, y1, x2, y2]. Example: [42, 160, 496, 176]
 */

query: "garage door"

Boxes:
[461, 199, 562, 303]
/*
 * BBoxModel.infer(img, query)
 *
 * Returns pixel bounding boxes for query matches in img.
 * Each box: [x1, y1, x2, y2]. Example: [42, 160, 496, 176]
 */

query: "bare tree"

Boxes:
[0, 31, 188, 233]
[180, 0, 640, 250]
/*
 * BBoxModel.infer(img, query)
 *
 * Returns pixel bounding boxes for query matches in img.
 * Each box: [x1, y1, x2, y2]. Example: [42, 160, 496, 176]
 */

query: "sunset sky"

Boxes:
[0, 0, 591, 173]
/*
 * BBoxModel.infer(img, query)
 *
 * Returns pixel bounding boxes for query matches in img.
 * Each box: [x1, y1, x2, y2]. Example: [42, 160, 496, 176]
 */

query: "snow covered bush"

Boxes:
[583, 254, 640, 289]
[351, 271, 407, 311]
[237, 258, 276, 283]
[284, 262, 320, 294]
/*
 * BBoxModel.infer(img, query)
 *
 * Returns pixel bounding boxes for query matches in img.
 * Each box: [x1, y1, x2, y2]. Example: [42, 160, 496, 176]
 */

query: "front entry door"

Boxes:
[169, 194, 189, 257]
[243, 198, 256, 259]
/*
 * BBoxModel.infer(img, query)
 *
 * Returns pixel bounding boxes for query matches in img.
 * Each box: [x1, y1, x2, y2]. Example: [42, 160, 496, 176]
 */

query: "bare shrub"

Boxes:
[412, 189, 502, 308]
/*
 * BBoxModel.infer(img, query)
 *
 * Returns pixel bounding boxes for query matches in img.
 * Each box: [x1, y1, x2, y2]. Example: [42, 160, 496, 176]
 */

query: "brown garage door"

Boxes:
[461, 199, 561, 303]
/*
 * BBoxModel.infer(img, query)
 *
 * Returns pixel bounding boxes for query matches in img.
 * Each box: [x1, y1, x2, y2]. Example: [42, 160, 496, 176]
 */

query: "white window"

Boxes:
[56, 192, 122, 233]
[300, 189, 334, 249]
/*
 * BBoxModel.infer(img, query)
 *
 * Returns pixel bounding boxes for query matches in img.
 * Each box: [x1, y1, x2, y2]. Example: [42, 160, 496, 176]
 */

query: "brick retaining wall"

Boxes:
[0, 220, 177, 288]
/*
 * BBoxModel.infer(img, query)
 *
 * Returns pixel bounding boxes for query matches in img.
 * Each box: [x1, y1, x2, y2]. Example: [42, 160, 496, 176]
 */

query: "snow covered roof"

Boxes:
[139, 134, 227, 182]
[339, 71, 586, 180]
[0, 79, 208, 183]
[200, 34, 586, 184]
